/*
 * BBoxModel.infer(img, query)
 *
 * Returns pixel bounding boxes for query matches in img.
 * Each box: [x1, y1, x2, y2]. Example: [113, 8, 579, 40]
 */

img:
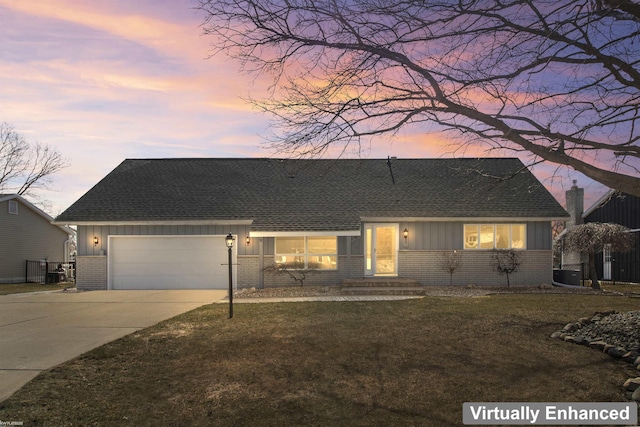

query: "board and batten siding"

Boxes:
[0, 198, 70, 283]
[77, 224, 257, 257]
[75, 224, 258, 290]
[399, 221, 552, 251]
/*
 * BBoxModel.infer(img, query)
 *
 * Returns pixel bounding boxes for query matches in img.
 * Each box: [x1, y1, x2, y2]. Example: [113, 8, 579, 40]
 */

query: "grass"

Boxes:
[601, 283, 640, 294]
[0, 282, 73, 295]
[1, 293, 639, 426]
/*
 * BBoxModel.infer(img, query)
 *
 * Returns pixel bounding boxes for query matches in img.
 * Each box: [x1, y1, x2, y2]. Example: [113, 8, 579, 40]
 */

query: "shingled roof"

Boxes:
[55, 158, 568, 232]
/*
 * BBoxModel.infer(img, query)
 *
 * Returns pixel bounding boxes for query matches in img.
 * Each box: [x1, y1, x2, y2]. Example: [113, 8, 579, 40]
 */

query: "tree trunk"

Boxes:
[588, 252, 601, 290]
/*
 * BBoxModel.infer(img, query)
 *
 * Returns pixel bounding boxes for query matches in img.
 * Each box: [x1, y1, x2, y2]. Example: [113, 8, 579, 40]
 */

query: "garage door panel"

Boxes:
[109, 236, 232, 290]
[115, 261, 219, 277]
[113, 275, 216, 290]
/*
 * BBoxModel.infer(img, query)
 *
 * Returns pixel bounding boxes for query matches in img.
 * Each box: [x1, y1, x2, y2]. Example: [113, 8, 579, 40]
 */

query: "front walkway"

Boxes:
[220, 295, 423, 303]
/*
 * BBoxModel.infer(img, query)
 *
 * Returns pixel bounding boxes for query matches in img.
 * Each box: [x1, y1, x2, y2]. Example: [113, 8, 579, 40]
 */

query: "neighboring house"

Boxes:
[583, 191, 640, 284]
[0, 194, 76, 283]
[54, 158, 568, 291]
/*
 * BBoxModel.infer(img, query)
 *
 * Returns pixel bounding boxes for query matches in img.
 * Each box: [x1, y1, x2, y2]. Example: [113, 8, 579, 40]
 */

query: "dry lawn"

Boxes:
[0, 282, 72, 295]
[1, 293, 639, 426]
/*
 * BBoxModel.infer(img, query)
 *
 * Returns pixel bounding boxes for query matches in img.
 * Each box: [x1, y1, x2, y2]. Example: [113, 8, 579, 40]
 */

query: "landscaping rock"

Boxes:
[573, 336, 589, 346]
[563, 322, 581, 333]
[623, 378, 640, 391]
[578, 311, 640, 350]
[554, 310, 640, 402]
[578, 316, 592, 325]
[607, 346, 627, 358]
[589, 341, 608, 351]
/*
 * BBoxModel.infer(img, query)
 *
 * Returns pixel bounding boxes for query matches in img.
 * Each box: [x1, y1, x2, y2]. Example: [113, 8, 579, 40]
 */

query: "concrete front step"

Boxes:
[340, 287, 425, 296]
[341, 278, 421, 288]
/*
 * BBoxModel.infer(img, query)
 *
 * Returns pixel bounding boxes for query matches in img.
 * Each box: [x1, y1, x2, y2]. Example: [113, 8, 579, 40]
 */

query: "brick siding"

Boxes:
[399, 250, 552, 286]
[237, 255, 260, 288]
[76, 256, 107, 290]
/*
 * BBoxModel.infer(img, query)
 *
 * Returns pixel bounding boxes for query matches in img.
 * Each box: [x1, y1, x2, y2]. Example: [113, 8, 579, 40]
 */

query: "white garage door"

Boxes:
[109, 236, 233, 290]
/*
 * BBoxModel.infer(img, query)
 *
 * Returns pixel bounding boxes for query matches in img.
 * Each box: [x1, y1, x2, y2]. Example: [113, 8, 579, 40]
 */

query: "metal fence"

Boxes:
[25, 260, 76, 284]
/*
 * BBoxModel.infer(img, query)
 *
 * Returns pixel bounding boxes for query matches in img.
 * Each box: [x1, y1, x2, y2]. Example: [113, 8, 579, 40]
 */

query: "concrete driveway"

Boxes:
[0, 289, 227, 402]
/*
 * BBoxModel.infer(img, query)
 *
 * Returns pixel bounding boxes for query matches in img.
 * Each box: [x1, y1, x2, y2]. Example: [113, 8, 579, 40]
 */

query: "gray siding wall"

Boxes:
[0, 199, 70, 283]
[400, 221, 552, 251]
[76, 224, 257, 290]
[75, 221, 553, 289]
[399, 250, 553, 286]
[77, 224, 257, 256]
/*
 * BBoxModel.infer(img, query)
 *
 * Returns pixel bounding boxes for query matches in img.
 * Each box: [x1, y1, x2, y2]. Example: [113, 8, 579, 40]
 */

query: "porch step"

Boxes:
[340, 278, 424, 296]
[341, 278, 421, 288]
[340, 286, 425, 296]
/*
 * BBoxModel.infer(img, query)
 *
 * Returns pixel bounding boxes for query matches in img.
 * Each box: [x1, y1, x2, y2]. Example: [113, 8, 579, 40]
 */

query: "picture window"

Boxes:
[275, 236, 337, 269]
[464, 224, 526, 249]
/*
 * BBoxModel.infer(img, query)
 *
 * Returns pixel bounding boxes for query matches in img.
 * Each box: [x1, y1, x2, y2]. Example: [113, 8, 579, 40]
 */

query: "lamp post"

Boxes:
[225, 233, 234, 318]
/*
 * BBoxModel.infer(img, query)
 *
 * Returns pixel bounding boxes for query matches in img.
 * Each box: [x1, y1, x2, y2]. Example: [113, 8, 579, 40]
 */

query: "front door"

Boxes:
[603, 245, 612, 281]
[365, 224, 399, 276]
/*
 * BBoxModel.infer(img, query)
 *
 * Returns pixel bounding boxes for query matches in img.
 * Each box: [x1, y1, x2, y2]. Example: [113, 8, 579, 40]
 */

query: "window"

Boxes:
[464, 224, 526, 249]
[8, 200, 18, 215]
[275, 236, 337, 269]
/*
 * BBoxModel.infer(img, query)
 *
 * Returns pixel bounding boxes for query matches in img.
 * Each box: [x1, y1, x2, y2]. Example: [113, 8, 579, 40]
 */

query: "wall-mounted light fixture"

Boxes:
[403, 228, 409, 241]
[93, 236, 99, 245]
[245, 236, 251, 245]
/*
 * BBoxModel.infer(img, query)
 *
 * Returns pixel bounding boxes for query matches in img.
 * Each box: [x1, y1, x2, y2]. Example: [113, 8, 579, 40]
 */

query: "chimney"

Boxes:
[561, 180, 584, 270]
[565, 180, 584, 228]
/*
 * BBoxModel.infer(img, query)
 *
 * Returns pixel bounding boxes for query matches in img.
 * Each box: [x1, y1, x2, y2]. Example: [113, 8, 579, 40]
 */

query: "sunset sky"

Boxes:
[1, 0, 609, 216]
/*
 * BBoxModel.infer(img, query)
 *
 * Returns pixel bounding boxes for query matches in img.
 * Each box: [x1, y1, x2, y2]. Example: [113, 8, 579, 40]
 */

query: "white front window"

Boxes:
[275, 236, 337, 270]
[464, 224, 526, 249]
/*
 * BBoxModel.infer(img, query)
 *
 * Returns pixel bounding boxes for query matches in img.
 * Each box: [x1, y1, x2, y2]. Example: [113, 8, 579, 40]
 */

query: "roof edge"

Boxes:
[52, 219, 254, 226]
[360, 216, 568, 222]
[582, 189, 616, 219]
[250, 230, 361, 237]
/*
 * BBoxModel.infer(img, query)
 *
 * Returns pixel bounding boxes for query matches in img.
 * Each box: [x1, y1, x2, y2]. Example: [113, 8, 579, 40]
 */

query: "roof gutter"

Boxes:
[250, 230, 361, 237]
[52, 219, 254, 226]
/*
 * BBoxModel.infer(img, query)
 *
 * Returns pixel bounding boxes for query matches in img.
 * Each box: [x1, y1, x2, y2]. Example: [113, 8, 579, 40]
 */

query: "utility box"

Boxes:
[553, 269, 581, 286]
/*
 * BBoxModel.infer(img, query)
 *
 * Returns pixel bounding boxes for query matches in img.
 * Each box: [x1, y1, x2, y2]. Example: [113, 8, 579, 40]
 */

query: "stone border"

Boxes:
[550, 311, 640, 402]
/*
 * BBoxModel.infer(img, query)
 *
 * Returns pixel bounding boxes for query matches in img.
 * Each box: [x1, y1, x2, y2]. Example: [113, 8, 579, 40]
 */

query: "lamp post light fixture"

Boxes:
[225, 233, 234, 318]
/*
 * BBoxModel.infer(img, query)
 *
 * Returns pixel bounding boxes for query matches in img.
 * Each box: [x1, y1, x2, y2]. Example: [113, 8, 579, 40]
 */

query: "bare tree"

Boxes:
[439, 250, 461, 286]
[263, 261, 321, 287]
[562, 222, 634, 290]
[198, 0, 640, 196]
[0, 123, 68, 197]
[491, 249, 523, 288]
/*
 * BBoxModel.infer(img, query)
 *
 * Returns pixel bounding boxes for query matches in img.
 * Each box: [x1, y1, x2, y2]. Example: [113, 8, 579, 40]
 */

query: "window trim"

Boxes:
[463, 224, 526, 250]
[275, 236, 338, 270]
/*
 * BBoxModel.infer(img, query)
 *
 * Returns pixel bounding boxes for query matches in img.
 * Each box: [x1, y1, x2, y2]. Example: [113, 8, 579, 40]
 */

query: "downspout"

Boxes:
[64, 236, 72, 263]
[63, 234, 76, 263]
